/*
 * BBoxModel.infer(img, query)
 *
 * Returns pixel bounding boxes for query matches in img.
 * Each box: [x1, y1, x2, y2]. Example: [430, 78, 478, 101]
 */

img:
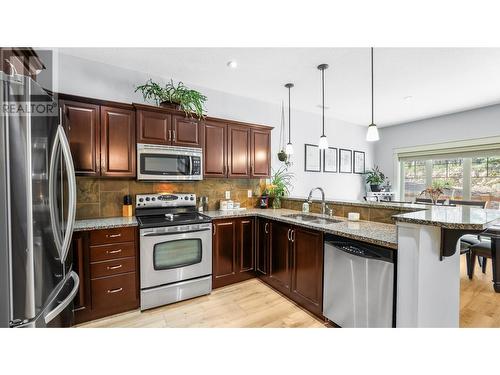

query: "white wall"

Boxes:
[374, 104, 500, 185]
[51, 52, 373, 200]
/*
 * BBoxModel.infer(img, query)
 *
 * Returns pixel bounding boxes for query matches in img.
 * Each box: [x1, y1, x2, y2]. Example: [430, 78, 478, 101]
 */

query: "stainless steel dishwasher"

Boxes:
[323, 234, 396, 328]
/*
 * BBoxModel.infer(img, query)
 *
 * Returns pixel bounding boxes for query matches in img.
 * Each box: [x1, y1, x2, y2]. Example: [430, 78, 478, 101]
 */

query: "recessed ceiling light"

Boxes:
[227, 61, 238, 69]
[404, 95, 413, 101]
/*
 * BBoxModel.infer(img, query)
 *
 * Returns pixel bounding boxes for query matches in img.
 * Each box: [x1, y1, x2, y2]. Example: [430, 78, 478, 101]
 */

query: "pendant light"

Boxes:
[317, 64, 329, 149]
[366, 47, 380, 142]
[284, 83, 294, 155]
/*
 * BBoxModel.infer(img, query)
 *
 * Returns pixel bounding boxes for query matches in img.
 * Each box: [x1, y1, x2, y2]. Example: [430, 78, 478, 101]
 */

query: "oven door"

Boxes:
[140, 224, 212, 289]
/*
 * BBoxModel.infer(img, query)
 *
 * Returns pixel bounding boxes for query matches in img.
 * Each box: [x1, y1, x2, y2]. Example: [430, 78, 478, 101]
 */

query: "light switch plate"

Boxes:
[225, 191, 230, 199]
[247, 190, 252, 198]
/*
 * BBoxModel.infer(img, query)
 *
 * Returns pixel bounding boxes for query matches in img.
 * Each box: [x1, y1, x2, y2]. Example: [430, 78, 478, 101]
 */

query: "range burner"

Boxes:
[135, 193, 212, 229]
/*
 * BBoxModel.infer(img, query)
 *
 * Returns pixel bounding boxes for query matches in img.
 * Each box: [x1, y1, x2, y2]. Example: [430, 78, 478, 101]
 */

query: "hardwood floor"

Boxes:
[78, 278, 326, 328]
[78, 257, 500, 328]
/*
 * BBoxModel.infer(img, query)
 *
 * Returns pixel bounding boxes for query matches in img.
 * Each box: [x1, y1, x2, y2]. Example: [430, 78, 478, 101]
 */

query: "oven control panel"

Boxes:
[136, 193, 196, 208]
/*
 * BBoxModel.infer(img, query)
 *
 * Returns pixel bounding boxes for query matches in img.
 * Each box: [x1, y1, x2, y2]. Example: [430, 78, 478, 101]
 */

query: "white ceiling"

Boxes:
[59, 48, 500, 127]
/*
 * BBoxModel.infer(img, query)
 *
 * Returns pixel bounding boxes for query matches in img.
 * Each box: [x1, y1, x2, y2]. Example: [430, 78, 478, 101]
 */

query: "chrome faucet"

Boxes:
[307, 187, 330, 215]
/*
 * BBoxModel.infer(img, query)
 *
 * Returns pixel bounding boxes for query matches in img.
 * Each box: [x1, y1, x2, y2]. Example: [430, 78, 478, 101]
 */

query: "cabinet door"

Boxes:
[238, 218, 255, 278]
[251, 128, 271, 177]
[290, 227, 324, 316]
[61, 100, 100, 176]
[268, 221, 291, 295]
[172, 115, 202, 147]
[72, 232, 92, 324]
[100, 106, 136, 177]
[256, 218, 270, 277]
[203, 121, 227, 177]
[227, 125, 251, 178]
[212, 219, 237, 288]
[136, 109, 171, 144]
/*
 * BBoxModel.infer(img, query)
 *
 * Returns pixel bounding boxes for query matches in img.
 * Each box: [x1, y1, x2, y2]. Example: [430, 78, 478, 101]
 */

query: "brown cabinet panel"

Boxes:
[251, 129, 271, 177]
[227, 126, 251, 178]
[100, 106, 136, 177]
[90, 257, 136, 279]
[136, 109, 171, 144]
[172, 115, 202, 147]
[212, 220, 237, 288]
[238, 218, 255, 274]
[90, 242, 136, 262]
[256, 219, 270, 277]
[72, 232, 91, 323]
[290, 227, 324, 316]
[203, 121, 227, 177]
[91, 272, 138, 313]
[268, 221, 291, 294]
[90, 226, 135, 246]
[61, 100, 100, 176]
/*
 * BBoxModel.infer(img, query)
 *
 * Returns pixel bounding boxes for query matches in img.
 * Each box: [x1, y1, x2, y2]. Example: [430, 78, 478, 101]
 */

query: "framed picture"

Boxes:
[339, 148, 352, 173]
[304, 144, 321, 172]
[323, 147, 337, 173]
[353, 150, 366, 174]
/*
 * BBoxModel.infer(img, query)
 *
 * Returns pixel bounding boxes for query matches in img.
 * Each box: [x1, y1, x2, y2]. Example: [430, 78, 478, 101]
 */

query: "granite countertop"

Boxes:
[285, 196, 426, 212]
[393, 206, 500, 230]
[74, 216, 138, 232]
[205, 208, 398, 249]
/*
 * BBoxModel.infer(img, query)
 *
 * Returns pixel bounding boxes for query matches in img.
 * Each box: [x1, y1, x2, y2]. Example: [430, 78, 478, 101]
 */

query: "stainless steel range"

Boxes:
[136, 193, 212, 310]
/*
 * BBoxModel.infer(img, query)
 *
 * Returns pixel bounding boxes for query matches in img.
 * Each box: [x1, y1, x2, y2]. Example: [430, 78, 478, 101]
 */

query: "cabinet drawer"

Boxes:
[90, 257, 136, 279]
[91, 273, 137, 311]
[90, 242, 136, 262]
[90, 226, 135, 245]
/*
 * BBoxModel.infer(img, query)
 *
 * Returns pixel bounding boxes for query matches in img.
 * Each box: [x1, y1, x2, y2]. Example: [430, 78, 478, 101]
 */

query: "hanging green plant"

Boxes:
[135, 78, 207, 119]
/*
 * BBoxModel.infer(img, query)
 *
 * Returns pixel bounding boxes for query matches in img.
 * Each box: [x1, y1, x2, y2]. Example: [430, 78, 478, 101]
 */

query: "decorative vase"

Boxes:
[277, 150, 288, 162]
[370, 184, 381, 192]
[272, 196, 281, 209]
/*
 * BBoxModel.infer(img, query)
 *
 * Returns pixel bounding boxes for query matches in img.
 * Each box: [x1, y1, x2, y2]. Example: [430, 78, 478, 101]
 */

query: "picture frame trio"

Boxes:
[304, 144, 365, 174]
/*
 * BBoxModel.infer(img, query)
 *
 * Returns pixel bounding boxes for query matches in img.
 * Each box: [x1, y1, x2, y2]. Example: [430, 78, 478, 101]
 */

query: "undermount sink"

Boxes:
[281, 213, 343, 225]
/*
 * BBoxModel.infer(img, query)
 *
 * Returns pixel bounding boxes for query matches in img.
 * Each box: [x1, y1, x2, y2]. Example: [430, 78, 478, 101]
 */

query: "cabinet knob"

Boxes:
[264, 222, 269, 234]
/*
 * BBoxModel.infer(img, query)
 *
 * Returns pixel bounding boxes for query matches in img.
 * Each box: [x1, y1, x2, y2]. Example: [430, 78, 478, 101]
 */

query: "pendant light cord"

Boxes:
[288, 85, 291, 143]
[321, 67, 325, 136]
[371, 47, 374, 125]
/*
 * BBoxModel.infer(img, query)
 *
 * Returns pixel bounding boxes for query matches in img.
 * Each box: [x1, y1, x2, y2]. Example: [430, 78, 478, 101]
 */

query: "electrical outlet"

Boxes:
[247, 190, 252, 198]
[225, 191, 230, 199]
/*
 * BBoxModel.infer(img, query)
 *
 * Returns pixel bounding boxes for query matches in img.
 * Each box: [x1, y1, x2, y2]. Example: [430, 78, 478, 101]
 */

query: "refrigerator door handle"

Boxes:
[48, 124, 63, 260]
[44, 271, 79, 324]
[57, 124, 76, 264]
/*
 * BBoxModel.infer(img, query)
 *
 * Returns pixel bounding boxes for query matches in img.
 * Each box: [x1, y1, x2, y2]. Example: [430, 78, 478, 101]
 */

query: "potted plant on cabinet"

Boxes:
[364, 166, 386, 192]
[135, 78, 207, 119]
[265, 166, 294, 209]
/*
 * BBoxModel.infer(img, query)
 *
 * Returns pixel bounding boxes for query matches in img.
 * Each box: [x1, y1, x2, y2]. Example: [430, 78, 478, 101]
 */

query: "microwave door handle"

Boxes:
[57, 125, 76, 264]
[189, 156, 193, 175]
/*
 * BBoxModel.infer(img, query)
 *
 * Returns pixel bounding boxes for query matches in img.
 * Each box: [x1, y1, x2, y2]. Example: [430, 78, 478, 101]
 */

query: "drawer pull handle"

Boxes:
[107, 264, 123, 270]
[106, 249, 122, 254]
[107, 287, 123, 294]
[107, 233, 122, 238]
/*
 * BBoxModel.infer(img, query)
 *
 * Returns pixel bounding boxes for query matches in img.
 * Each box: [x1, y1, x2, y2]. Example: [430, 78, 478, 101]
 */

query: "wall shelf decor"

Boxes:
[353, 150, 366, 174]
[304, 144, 321, 172]
[323, 147, 337, 173]
[339, 148, 353, 173]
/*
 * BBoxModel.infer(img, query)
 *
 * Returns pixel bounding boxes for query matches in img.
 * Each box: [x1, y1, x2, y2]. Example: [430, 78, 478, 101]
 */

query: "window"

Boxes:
[401, 155, 500, 209]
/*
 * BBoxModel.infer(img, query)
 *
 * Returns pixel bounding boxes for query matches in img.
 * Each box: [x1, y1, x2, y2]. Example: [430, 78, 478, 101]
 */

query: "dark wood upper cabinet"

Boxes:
[172, 115, 202, 147]
[212, 219, 237, 288]
[290, 227, 324, 316]
[203, 121, 227, 178]
[268, 220, 291, 295]
[61, 100, 100, 176]
[136, 109, 171, 145]
[227, 125, 251, 178]
[251, 128, 271, 177]
[100, 106, 136, 177]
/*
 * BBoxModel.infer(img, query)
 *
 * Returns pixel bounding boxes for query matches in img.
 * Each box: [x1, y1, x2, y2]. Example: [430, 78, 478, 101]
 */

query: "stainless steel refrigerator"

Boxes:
[0, 70, 79, 327]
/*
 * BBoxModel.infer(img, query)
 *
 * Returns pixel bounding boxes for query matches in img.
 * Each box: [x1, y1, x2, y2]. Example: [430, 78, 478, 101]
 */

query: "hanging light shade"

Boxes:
[285, 83, 294, 155]
[366, 47, 380, 142]
[317, 64, 329, 149]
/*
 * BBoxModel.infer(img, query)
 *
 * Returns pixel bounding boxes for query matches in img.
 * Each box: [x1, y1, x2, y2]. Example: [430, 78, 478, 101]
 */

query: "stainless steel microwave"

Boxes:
[137, 144, 203, 181]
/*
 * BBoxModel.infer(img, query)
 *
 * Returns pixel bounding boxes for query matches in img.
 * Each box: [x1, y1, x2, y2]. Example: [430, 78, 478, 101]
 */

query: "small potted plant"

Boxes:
[265, 166, 294, 209]
[364, 166, 386, 192]
[135, 78, 207, 119]
[420, 180, 452, 204]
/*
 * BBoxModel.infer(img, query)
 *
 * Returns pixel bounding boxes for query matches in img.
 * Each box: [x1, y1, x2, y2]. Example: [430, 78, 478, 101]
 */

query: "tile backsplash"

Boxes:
[76, 177, 263, 219]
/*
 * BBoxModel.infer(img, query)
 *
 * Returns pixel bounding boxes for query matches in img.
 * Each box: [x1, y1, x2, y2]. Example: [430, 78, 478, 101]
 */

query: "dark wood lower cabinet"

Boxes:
[212, 217, 255, 288]
[71, 227, 139, 325]
[256, 218, 270, 278]
[267, 221, 291, 295]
